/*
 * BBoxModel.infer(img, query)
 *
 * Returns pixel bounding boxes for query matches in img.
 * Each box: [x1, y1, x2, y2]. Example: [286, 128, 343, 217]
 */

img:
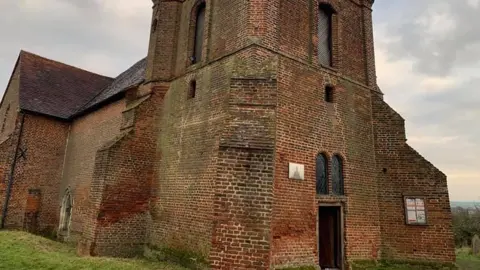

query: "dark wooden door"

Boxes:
[318, 207, 341, 269]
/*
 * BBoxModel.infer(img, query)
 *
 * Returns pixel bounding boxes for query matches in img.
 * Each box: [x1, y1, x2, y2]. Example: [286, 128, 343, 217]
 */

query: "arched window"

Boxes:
[332, 155, 344, 195]
[58, 189, 73, 236]
[192, 2, 206, 64]
[318, 4, 334, 67]
[316, 153, 328, 195]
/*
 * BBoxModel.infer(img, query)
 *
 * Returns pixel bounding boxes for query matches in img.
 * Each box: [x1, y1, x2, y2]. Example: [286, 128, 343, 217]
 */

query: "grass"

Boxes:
[1, 231, 480, 270]
[0, 230, 186, 270]
[456, 248, 480, 270]
[351, 249, 480, 270]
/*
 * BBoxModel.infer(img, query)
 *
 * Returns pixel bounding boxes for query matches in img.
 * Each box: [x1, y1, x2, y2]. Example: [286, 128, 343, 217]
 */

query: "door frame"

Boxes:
[317, 203, 345, 270]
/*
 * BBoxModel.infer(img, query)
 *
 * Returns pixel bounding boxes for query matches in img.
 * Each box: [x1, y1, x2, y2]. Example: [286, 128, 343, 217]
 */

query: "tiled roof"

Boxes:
[78, 57, 146, 114]
[18, 51, 114, 119]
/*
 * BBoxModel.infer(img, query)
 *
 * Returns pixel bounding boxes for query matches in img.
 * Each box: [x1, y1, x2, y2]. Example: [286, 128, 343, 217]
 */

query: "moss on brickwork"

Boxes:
[351, 259, 458, 270]
[145, 244, 209, 270]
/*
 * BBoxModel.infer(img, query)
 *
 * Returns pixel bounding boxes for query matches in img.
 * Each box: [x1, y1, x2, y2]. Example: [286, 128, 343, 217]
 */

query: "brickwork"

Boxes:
[0, 129, 17, 225]
[249, 0, 372, 86]
[60, 100, 124, 242]
[0, 0, 456, 268]
[210, 48, 278, 269]
[3, 114, 69, 233]
[146, 1, 181, 81]
[149, 54, 231, 259]
[271, 55, 380, 269]
[23, 189, 41, 232]
[78, 84, 161, 257]
[372, 93, 456, 262]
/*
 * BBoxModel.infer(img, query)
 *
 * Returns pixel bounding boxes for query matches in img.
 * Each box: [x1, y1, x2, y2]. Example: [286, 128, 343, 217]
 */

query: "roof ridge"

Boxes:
[72, 57, 147, 117]
[19, 50, 113, 80]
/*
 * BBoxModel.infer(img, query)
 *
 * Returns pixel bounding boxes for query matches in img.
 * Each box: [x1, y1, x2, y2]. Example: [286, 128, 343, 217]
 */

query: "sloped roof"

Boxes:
[18, 51, 114, 119]
[78, 57, 146, 114]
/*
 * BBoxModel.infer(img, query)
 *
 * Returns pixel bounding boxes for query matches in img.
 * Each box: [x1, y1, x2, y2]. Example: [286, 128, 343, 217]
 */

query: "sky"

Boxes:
[0, 1, 478, 201]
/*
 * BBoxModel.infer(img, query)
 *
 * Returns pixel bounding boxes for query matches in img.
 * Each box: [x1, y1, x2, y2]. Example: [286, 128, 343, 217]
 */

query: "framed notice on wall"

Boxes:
[404, 196, 427, 225]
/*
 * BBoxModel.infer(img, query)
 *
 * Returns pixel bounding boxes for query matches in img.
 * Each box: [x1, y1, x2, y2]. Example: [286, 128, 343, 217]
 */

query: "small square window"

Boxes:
[404, 196, 428, 225]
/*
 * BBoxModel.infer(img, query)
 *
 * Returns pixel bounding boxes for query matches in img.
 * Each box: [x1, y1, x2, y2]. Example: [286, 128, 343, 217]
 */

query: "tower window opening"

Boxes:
[325, 85, 334, 103]
[318, 4, 335, 67]
[192, 2, 206, 64]
[188, 80, 197, 99]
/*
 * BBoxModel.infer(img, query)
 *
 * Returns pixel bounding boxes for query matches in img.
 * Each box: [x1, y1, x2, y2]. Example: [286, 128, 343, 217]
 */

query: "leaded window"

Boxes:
[332, 155, 344, 195]
[318, 4, 333, 67]
[192, 2, 206, 64]
[316, 154, 328, 195]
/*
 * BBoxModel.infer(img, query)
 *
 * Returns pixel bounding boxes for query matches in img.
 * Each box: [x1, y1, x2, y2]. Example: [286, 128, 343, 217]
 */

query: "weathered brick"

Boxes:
[0, 0, 455, 269]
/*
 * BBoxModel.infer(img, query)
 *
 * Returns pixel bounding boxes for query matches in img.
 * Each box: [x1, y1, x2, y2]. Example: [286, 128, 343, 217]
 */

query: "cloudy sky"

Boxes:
[0, 1, 478, 201]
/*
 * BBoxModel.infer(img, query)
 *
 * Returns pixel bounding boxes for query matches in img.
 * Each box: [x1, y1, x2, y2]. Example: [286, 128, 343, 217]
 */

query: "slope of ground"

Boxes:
[0, 231, 185, 270]
[0, 231, 479, 270]
[456, 248, 480, 270]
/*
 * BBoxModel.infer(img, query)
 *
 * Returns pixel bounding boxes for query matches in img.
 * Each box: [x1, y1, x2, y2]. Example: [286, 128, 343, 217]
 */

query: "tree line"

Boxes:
[452, 205, 480, 247]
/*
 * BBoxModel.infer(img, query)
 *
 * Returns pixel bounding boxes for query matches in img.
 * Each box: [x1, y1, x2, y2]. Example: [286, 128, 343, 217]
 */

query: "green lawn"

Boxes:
[0, 231, 186, 270]
[1, 231, 479, 270]
[456, 248, 480, 270]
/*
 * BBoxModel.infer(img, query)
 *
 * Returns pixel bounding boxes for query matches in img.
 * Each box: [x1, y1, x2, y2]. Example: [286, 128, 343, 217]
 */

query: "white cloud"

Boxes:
[374, 2, 480, 201]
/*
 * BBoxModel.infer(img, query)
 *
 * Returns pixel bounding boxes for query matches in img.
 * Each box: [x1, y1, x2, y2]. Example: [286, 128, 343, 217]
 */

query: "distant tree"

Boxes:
[452, 205, 480, 247]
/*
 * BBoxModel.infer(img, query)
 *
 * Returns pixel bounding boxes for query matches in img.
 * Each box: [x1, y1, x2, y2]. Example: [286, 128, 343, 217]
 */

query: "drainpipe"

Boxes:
[1, 112, 25, 229]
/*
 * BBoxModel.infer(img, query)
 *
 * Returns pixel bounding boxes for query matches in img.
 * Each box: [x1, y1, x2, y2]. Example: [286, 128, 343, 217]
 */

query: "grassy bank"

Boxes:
[456, 248, 480, 270]
[1, 231, 479, 270]
[0, 231, 185, 270]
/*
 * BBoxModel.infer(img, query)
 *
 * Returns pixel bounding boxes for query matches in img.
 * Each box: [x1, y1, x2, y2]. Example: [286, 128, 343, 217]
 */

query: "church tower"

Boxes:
[144, 0, 455, 269]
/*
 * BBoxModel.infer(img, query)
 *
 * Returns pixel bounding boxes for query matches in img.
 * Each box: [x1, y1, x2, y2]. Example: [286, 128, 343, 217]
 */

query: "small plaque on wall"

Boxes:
[289, 163, 304, 180]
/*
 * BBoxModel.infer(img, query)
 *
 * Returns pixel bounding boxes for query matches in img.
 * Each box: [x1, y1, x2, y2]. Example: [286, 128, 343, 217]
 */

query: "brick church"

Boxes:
[0, 0, 455, 269]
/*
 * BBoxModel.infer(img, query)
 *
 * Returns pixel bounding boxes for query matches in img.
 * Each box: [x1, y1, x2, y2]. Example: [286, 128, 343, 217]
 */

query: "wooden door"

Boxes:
[318, 206, 341, 269]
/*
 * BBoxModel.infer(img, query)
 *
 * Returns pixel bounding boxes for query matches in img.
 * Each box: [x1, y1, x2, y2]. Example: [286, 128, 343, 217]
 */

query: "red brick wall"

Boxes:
[372, 94, 456, 263]
[4, 114, 69, 233]
[271, 55, 380, 268]
[78, 86, 161, 257]
[205, 0, 249, 62]
[209, 48, 278, 269]
[60, 100, 124, 242]
[252, 0, 371, 85]
[278, 0, 311, 60]
[148, 0, 251, 81]
[146, 1, 181, 81]
[148, 55, 232, 260]
[23, 189, 41, 232]
[0, 134, 15, 222]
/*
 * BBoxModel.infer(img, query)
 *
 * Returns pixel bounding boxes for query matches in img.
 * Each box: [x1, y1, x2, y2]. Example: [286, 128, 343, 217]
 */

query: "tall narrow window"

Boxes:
[332, 155, 344, 195]
[316, 153, 328, 195]
[318, 4, 334, 67]
[325, 85, 334, 103]
[192, 2, 206, 64]
[188, 80, 197, 99]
